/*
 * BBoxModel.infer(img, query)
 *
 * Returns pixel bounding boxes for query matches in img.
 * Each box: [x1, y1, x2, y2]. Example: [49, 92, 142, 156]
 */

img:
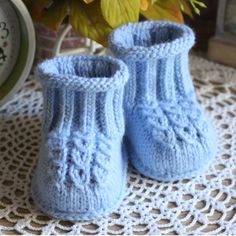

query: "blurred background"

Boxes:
[26, 0, 235, 67]
[1, 0, 236, 106]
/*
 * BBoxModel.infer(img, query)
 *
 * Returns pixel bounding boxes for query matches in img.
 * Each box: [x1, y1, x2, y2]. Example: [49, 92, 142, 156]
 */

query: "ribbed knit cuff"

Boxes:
[109, 21, 195, 60]
[36, 55, 129, 92]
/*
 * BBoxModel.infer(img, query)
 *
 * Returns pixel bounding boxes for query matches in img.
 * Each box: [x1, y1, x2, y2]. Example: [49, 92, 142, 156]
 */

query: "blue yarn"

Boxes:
[31, 55, 129, 220]
[109, 21, 217, 181]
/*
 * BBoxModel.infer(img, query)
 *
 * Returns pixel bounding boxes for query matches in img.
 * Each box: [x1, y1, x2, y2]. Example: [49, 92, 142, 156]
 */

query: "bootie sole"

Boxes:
[126, 137, 217, 182]
[31, 146, 128, 221]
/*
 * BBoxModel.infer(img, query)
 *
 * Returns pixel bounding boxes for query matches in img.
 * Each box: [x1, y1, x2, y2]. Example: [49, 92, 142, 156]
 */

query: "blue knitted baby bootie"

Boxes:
[109, 21, 217, 181]
[32, 55, 129, 220]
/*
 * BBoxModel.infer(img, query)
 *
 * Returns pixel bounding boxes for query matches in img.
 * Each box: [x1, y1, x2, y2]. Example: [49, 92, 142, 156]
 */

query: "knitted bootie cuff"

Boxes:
[36, 55, 128, 92]
[109, 21, 195, 60]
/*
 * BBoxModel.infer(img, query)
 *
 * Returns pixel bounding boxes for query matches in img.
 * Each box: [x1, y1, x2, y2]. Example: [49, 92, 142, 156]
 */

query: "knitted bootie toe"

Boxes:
[109, 21, 217, 181]
[32, 56, 129, 220]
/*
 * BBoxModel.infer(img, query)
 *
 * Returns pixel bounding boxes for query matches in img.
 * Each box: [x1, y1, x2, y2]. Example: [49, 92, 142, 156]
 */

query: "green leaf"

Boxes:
[190, 0, 206, 15]
[70, 0, 112, 46]
[191, 0, 207, 8]
[178, 0, 193, 18]
[101, 0, 140, 28]
[196, 2, 207, 8]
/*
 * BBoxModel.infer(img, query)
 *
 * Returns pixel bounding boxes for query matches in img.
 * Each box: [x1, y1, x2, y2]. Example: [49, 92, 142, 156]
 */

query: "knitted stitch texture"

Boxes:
[109, 21, 217, 181]
[31, 55, 129, 220]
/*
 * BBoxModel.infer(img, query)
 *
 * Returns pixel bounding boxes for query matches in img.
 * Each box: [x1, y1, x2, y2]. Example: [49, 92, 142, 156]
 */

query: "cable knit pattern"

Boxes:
[31, 55, 129, 220]
[109, 21, 217, 181]
[46, 131, 113, 188]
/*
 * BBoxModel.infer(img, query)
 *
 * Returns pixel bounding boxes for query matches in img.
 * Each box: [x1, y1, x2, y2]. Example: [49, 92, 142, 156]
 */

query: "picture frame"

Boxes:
[216, 0, 227, 35]
[208, 0, 236, 67]
[216, 0, 236, 40]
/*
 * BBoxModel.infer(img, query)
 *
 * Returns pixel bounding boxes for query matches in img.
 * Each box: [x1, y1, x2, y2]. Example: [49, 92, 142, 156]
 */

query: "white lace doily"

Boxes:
[0, 55, 236, 235]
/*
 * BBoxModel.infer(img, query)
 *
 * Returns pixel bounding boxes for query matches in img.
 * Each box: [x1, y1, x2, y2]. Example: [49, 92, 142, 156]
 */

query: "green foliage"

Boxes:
[70, 0, 112, 47]
[23, 0, 206, 46]
[101, 0, 140, 28]
[189, 0, 207, 15]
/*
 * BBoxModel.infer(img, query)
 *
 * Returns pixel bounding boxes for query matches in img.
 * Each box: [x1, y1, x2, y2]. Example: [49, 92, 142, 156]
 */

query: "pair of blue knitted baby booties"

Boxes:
[32, 21, 217, 221]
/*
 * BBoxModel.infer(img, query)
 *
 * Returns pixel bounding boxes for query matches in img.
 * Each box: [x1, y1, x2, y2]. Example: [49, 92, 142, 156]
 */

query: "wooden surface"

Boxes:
[208, 36, 236, 68]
